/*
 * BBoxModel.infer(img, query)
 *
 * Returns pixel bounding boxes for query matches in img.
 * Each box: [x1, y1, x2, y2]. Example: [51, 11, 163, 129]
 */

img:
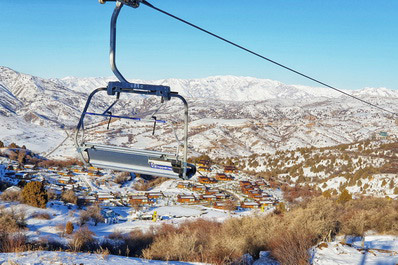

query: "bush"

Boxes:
[0, 208, 26, 234]
[338, 188, 352, 204]
[114, 172, 131, 184]
[268, 229, 313, 265]
[0, 233, 27, 252]
[31, 212, 52, 220]
[47, 189, 57, 201]
[0, 188, 21, 202]
[142, 196, 398, 264]
[61, 189, 77, 204]
[69, 226, 96, 252]
[38, 158, 83, 168]
[21, 181, 48, 208]
[66, 221, 74, 235]
[133, 176, 168, 191]
[79, 205, 104, 226]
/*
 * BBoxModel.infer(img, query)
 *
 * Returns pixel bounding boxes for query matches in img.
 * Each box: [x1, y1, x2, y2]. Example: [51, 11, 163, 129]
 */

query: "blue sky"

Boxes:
[1, 0, 397, 90]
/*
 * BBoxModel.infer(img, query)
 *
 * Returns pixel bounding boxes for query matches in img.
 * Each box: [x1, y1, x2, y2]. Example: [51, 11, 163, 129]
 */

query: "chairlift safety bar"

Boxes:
[84, 112, 167, 123]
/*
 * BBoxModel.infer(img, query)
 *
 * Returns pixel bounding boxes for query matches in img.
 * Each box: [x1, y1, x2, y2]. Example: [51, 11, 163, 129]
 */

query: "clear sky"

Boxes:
[1, 0, 397, 90]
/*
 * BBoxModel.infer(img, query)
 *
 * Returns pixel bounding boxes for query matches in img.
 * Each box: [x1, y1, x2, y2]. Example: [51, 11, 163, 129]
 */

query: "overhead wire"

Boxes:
[140, 0, 397, 117]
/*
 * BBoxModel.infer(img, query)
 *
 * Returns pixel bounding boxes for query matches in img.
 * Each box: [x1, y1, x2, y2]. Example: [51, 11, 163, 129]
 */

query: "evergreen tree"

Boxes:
[337, 188, 352, 204]
[21, 181, 48, 208]
[322, 189, 332, 198]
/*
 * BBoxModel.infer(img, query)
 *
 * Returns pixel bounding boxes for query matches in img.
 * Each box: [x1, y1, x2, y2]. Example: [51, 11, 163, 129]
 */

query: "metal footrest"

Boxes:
[79, 143, 195, 179]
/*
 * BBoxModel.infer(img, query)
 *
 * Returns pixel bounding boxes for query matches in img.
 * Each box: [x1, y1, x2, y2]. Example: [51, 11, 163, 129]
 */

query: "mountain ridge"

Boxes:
[1, 65, 398, 158]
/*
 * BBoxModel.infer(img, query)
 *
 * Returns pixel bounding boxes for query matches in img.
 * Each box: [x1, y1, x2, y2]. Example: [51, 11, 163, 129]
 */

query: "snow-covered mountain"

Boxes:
[57, 75, 343, 101]
[1, 66, 397, 158]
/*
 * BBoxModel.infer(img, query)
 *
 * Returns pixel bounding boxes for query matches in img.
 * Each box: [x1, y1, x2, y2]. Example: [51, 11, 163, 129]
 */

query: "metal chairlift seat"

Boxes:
[80, 142, 196, 179]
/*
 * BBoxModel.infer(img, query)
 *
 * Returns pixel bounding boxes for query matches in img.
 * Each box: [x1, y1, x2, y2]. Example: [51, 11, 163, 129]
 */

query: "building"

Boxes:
[205, 188, 219, 195]
[130, 195, 151, 205]
[177, 182, 190, 189]
[213, 201, 236, 210]
[197, 160, 211, 168]
[192, 184, 207, 192]
[97, 192, 115, 201]
[177, 194, 198, 204]
[259, 198, 275, 207]
[215, 173, 234, 181]
[200, 194, 217, 202]
[239, 181, 251, 187]
[146, 192, 164, 201]
[241, 201, 260, 209]
[224, 166, 237, 173]
[198, 166, 211, 173]
[198, 176, 217, 184]
[215, 193, 227, 200]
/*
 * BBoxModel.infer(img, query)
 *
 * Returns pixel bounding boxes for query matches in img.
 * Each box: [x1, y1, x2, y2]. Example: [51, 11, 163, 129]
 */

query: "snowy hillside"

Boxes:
[0, 251, 204, 265]
[1, 66, 398, 158]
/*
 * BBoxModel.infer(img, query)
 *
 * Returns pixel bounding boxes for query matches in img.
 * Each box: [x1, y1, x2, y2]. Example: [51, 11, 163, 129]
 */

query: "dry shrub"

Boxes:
[144, 231, 198, 261]
[0, 208, 26, 233]
[38, 158, 83, 168]
[95, 246, 110, 260]
[47, 189, 58, 201]
[268, 229, 313, 265]
[61, 189, 77, 204]
[107, 230, 125, 240]
[140, 196, 398, 264]
[79, 205, 104, 226]
[143, 219, 235, 264]
[282, 184, 321, 203]
[339, 210, 367, 237]
[143, 197, 339, 264]
[69, 226, 96, 252]
[0, 233, 27, 252]
[340, 197, 398, 235]
[65, 221, 74, 235]
[0, 207, 27, 252]
[99, 229, 154, 257]
[0, 188, 22, 202]
[114, 172, 131, 184]
[124, 229, 155, 256]
[31, 212, 52, 220]
[134, 176, 168, 191]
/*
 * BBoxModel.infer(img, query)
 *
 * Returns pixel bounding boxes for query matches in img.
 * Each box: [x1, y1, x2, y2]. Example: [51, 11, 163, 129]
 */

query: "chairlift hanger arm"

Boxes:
[103, 0, 144, 83]
[100, 0, 141, 8]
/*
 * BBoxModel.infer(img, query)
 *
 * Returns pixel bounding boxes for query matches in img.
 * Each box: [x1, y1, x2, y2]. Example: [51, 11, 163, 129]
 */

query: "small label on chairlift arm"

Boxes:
[149, 162, 172, 171]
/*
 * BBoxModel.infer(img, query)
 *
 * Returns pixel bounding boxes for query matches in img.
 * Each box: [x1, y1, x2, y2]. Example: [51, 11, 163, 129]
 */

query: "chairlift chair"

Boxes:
[75, 0, 196, 179]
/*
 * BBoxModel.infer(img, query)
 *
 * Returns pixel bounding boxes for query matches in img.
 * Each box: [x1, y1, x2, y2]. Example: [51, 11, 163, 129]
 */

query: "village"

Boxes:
[0, 155, 282, 225]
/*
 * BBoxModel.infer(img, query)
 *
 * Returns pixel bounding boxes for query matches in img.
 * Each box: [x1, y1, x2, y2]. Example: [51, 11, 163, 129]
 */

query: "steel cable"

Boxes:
[141, 0, 397, 116]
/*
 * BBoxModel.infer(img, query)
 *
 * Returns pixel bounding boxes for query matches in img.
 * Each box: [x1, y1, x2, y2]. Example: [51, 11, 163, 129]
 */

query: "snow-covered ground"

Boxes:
[312, 235, 398, 265]
[1, 235, 397, 265]
[0, 251, 205, 265]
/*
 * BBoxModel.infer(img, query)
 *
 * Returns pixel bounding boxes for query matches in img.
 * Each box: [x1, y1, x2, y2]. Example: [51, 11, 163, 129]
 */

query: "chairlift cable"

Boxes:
[140, 0, 397, 117]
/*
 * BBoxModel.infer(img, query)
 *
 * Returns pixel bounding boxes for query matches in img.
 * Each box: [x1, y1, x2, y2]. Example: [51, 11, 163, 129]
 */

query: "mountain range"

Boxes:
[1, 66, 397, 159]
